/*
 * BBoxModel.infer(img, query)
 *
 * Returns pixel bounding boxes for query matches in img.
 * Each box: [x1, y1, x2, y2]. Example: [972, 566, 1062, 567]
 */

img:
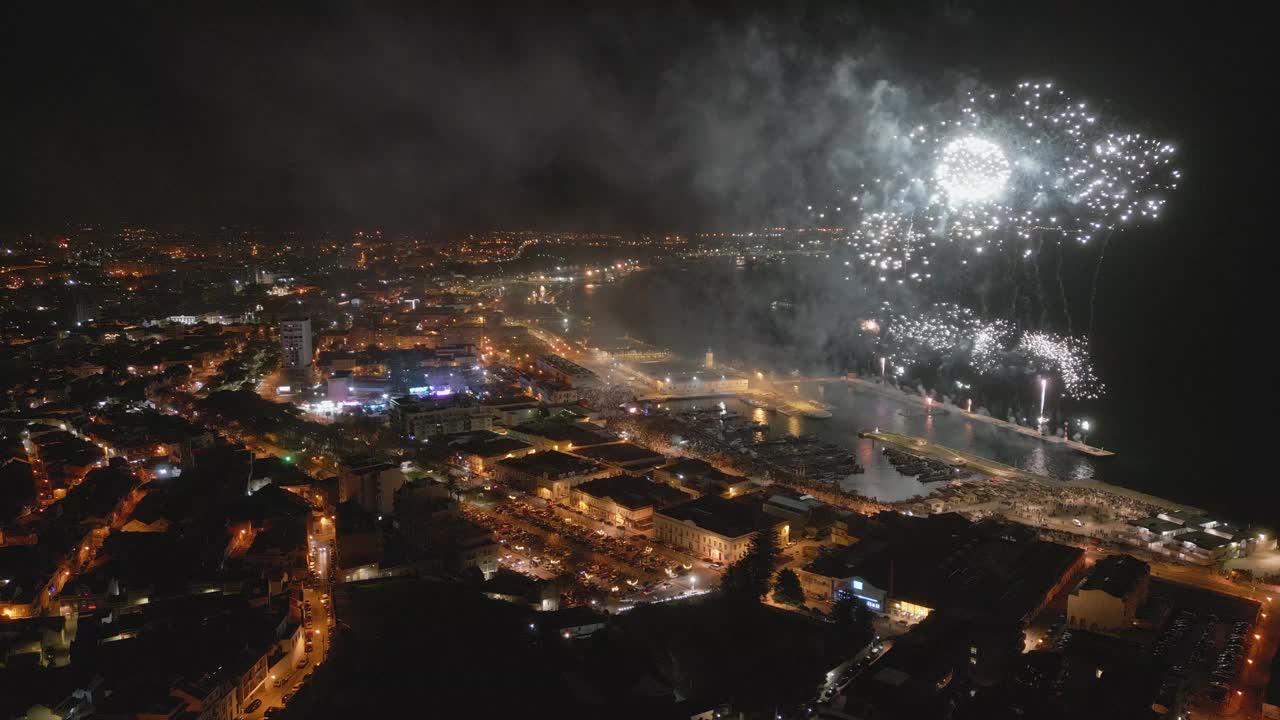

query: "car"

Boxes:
[245, 698, 263, 713]
[281, 691, 296, 705]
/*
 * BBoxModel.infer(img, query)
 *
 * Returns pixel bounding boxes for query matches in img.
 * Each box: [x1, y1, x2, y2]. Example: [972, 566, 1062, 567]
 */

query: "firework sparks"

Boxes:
[1017, 330, 1104, 400]
[936, 136, 1012, 205]
[881, 304, 1102, 400]
[848, 211, 934, 284]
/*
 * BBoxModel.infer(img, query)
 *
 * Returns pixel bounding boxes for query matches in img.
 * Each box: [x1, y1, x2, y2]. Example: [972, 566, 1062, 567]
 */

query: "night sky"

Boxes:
[0, 2, 1238, 230]
[2, 2, 1270, 513]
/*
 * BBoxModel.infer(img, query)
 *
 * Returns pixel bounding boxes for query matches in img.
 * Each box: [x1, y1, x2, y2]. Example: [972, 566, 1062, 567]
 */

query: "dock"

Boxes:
[845, 377, 1115, 458]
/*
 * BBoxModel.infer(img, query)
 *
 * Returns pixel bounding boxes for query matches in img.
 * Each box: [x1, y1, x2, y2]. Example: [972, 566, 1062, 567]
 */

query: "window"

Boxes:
[852, 579, 863, 591]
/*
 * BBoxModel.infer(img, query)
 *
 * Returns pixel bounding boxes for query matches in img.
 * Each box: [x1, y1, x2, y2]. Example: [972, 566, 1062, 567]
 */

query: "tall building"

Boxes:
[280, 318, 313, 368]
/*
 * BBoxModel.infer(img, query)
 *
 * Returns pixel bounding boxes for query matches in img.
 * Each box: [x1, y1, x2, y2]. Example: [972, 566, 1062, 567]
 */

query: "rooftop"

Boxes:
[497, 450, 604, 479]
[1079, 554, 1149, 598]
[1180, 530, 1232, 550]
[570, 442, 667, 468]
[657, 494, 774, 539]
[449, 433, 532, 458]
[807, 513, 1083, 624]
[510, 420, 615, 448]
[573, 474, 689, 510]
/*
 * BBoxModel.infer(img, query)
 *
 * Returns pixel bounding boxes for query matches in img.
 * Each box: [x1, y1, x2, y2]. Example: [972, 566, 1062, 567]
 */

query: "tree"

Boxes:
[719, 560, 753, 600]
[831, 593, 876, 650]
[721, 526, 781, 602]
[773, 568, 804, 606]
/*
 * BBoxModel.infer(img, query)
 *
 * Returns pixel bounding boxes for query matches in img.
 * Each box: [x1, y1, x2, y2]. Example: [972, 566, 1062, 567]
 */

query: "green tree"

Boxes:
[721, 526, 780, 602]
[773, 568, 804, 606]
[719, 560, 752, 599]
[831, 594, 876, 649]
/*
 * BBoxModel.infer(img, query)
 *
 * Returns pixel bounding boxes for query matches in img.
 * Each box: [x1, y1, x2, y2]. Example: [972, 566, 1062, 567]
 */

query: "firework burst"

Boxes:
[1016, 330, 1105, 400]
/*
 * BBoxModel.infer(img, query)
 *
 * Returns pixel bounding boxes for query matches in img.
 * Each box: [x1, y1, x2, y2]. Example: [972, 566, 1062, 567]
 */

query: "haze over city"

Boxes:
[0, 3, 1271, 720]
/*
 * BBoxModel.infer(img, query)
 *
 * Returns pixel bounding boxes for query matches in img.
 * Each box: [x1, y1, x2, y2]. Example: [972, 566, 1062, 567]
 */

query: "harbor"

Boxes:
[845, 376, 1116, 458]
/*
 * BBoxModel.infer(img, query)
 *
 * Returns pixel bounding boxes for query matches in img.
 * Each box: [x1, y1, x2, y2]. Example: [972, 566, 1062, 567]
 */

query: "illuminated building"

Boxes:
[654, 494, 788, 563]
[1066, 554, 1150, 631]
[280, 317, 313, 368]
[568, 474, 688, 536]
[389, 395, 494, 439]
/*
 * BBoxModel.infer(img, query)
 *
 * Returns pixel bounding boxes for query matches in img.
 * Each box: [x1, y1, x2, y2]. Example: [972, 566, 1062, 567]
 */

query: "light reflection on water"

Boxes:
[658, 382, 1099, 503]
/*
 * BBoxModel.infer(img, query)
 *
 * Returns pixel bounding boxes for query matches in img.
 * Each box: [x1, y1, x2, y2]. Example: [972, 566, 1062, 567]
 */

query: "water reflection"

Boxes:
[786, 415, 803, 438]
[657, 382, 1102, 503]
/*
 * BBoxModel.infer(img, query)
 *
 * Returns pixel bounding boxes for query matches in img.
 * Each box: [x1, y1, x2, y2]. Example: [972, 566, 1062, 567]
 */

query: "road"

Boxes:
[240, 497, 339, 718]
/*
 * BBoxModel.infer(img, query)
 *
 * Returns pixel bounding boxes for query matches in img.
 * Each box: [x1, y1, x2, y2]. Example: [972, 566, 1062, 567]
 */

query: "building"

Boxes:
[798, 513, 1085, 624]
[337, 458, 406, 517]
[653, 458, 753, 499]
[389, 395, 495, 439]
[1128, 511, 1259, 564]
[1067, 554, 1150, 632]
[493, 451, 614, 504]
[763, 493, 835, 538]
[279, 318, 313, 369]
[446, 432, 536, 477]
[654, 495, 788, 563]
[534, 354, 600, 388]
[568, 474, 689, 536]
[636, 361, 749, 396]
[569, 442, 667, 473]
[504, 420, 616, 452]
[540, 606, 607, 639]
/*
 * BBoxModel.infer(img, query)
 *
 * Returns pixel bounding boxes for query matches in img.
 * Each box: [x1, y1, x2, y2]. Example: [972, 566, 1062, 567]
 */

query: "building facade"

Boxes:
[280, 318, 313, 369]
[1067, 554, 1151, 631]
[653, 495, 788, 563]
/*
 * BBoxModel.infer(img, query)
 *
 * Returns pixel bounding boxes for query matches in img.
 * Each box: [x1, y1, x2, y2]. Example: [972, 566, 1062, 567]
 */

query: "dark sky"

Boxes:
[2, 3, 1272, 514]
[1, 1, 1245, 233]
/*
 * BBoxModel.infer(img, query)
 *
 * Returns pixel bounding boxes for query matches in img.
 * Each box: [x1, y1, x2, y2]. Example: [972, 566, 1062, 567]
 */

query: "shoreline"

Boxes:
[845, 376, 1115, 457]
[863, 429, 1201, 514]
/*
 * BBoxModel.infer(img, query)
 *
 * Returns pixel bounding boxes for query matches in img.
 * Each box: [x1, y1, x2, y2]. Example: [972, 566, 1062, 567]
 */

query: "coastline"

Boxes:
[863, 429, 1201, 514]
[845, 376, 1115, 457]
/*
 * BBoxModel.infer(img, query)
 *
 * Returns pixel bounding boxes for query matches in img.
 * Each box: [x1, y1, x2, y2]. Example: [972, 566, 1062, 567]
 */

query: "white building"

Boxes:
[338, 459, 406, 517]
[280, 318, 313, 368]
[1067, 554, 1150, 632]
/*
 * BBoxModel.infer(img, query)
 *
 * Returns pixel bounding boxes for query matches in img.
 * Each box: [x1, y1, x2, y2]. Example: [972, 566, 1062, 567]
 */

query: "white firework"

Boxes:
[848, 211, 934, 284]
[873, 80, 1178, 251]
[1017, 330, 1104, 399]
[936, 136, 1012, 205]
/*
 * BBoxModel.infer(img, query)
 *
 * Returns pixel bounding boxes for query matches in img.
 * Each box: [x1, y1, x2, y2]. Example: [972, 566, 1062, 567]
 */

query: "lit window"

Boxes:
[852, 579, 863, 591]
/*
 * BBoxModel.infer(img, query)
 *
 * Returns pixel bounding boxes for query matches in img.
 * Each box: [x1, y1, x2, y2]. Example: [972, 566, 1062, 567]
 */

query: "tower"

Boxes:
[704, 349, 714, 369]
[281, 318, 313, 369]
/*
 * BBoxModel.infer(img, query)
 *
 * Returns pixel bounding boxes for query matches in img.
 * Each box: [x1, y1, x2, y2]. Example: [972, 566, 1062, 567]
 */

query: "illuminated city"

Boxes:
[0, 4, 1267, 720]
